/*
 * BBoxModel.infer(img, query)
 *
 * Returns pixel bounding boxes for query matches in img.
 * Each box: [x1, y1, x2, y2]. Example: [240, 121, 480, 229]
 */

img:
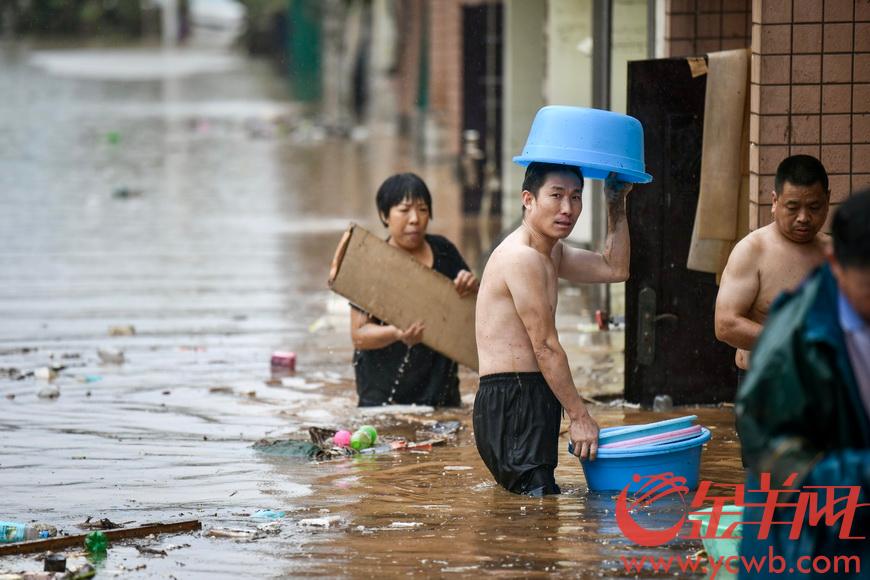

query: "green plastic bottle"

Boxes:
[84, 531, 108, 554]
[360, 425, 378, 445]
[350, 426, 378, 451]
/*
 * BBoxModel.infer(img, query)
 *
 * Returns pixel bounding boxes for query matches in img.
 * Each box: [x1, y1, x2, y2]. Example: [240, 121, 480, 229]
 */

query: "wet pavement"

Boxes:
[0, 42, 744, 578]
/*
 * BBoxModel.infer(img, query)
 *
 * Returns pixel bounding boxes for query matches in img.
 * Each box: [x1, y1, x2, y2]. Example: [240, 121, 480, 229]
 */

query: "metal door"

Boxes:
[625, 58, 737, 405]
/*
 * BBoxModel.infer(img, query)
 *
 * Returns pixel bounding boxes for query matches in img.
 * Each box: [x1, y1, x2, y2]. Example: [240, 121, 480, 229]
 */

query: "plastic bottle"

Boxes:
[350, 425, 378, 451]
[84, 531, 108, 554]
[0, 522, 57, 543]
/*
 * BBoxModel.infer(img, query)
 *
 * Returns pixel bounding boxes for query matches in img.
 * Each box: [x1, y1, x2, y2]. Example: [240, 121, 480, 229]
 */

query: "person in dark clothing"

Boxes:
[735, 189, 870, 579]
[350, 173, 478, 407]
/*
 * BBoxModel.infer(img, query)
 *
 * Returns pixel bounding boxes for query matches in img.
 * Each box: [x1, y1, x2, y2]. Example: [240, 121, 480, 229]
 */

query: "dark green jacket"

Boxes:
[736, 265, 870, 578]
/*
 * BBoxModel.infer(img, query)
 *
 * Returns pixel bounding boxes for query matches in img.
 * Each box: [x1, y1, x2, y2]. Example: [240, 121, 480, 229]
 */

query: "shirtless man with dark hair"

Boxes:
[473, 162, 632, 495]
[715, 155, 831, 381]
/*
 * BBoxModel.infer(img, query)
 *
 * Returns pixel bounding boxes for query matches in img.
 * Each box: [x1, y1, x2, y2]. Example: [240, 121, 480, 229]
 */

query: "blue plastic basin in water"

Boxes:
[578, 428, 711, 492]
[513, 106, 653, 184]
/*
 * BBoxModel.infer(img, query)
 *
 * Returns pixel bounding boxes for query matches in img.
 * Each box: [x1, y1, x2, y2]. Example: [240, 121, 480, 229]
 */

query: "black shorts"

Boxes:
[472, 372, 563, 496]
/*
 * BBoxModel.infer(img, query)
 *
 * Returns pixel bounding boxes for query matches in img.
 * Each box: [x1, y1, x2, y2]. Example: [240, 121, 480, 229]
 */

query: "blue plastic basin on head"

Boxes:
[513, 106, 653, 184]
[577, 428, 711, 492]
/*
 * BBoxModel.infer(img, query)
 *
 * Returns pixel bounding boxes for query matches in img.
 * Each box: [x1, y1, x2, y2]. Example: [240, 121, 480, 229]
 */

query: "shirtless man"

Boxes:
[715, 155, 830, 381]
[473, 161, 632, 495]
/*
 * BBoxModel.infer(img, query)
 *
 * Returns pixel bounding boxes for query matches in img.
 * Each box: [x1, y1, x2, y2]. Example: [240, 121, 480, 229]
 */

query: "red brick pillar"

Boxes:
[665, 0, 752, 57]
[749, 0, 870, 230]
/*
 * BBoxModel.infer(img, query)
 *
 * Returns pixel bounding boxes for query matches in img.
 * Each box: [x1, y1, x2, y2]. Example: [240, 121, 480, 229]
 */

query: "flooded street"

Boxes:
[1, 43, 744, 578]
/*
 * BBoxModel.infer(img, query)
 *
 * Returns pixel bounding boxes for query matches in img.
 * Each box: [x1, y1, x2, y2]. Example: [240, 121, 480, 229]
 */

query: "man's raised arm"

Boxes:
[558, 174, 632, 284]
[715, 238, 764, 350]
[505, 248, 600, 460]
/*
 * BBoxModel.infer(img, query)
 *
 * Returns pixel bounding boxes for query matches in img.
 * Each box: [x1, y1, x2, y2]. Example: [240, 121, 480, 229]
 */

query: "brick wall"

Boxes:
[428, 0, 464, 157]
[427, 0, 496, 158]
[395, 0, 423, 133]
[395, 0, 495, 157]
[666, 0, 752, 57]
[749, 0, 870, 229]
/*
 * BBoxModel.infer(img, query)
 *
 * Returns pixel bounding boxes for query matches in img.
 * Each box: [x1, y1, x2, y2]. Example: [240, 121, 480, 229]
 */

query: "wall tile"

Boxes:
[790, 144, 822, 158]
[793, 24, 822, 53]
[762, 54, 791, 84]
[821, 114, 852, 143]
[857, 24, 870, 51]
[822, 54, 853, 83]
[759, 114, 790, 143]
[750, 83, 761, 116]
[854, 114, 870, 143]
[749, 200, 761, 230]
[857, 0, 870, 21]
[759, 144, 790, 173]
[823, 23, 853, 53]
[698, 38, 724, 53]
[791, 54, 821, 83]
[699, 0, 723, 13]
[723, 37, 749, 49]
[855, 54, 870, 83]
[828, 174, 852, 201]
[853, 84, 870, 113]
[823, 0, 853, 23]
[670, 14, 696, 39]
[852, 175, 870, 193]
[790, 114, 820, 143]
[757, 204, 775, 227]
[760, 24, 791, 53]
[761, 0, 791, 23]
[698, 13, 722, 37]
[792, 84, 822, 113]
[668, 40, 696, 57]
[821, 144, 851, 173]
[793, 0, 822, 23]
[822, 84, 852, 113]
[723, 12, 748, 37]
[761, 84, 791, 114]
[853, 145, 870, 173]
[668, 0, 698, 13]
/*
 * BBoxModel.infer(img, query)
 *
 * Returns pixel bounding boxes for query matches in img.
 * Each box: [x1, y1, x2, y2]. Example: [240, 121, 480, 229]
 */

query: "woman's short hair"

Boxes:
[376, 173, 433, 226]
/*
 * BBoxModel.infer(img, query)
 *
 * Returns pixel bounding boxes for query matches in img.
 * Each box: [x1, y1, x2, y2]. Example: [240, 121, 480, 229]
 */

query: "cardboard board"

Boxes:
[328, 224, 478, 370]
[687, 48, 751, 280]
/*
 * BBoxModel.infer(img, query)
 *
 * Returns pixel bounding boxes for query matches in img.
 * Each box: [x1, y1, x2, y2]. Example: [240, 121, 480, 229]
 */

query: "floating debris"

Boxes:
[416, 420, 461, 440]
[37, 385, 60, 399]
[108, 325, 135, 336]
[205, 527, 260, 540]
[78, 517, 125, 531]
[34, 367, 57, 381]
[357, 404, 434, 417]
[97, 348, 125, 365]
[298, 515, 341, 528]
[251, 510, 285, 520]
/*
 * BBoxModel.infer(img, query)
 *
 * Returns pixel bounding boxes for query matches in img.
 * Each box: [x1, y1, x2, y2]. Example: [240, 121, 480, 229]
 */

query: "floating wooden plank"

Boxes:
[0, 520, 201, 556]
[328, 224, 478, 370]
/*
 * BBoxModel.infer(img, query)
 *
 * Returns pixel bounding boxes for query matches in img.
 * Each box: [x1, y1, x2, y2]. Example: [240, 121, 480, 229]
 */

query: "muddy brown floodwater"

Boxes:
[0, 42, 744, 578]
